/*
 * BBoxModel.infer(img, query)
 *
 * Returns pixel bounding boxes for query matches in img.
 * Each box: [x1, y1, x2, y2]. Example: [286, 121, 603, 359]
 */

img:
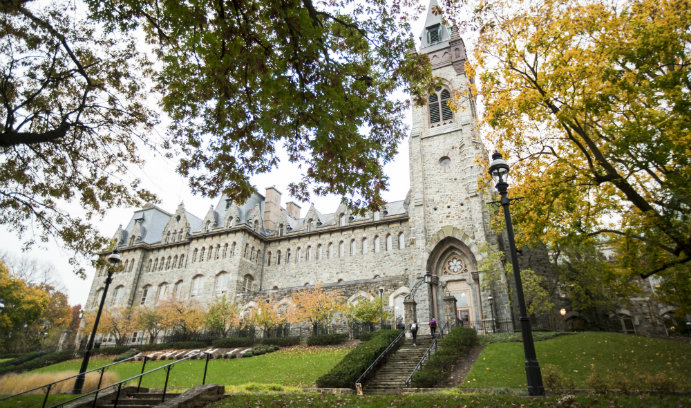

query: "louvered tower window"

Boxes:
[428, 86, 454, 125]
[427, 24, 442, 44]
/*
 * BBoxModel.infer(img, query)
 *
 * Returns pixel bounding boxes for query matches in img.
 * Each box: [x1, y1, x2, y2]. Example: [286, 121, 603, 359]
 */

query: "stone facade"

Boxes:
[82, 3, 511, 342]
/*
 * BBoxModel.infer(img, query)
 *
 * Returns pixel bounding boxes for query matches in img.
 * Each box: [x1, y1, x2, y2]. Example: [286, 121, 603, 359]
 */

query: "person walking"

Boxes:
[410, 320, 418, 346]
[429, 318, 437, 337]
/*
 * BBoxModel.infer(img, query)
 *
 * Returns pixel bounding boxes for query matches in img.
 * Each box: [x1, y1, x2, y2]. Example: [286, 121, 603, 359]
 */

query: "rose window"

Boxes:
[443, 256, 468, 275]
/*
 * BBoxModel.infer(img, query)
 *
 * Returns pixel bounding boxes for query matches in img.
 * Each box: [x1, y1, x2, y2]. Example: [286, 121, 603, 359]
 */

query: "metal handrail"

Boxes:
[50, 351, 210, 408]
[0, 354, 138, 407]
[405, 321, 449, 387]
[354, 329, 405, 395]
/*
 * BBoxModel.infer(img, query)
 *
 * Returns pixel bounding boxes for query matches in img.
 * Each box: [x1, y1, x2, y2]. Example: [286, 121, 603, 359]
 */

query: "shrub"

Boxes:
[170, 341, 208, 349]
[258, 337, 300, 347]
[542, 364, 575, 394]
[0, 350, 81, 376]
[316, 329, 400, 388]
[410, 327, 477, 388]
[113, 349, 140, 362]
[94, 346, 131, 356]
[0, 352, 42, 369]
[587, 372, 610, 394]
[358, 332, 377, 341]
[212, 337, 255, 348]
[0, 370, 119, 395]
[138, 344, 168, 351]
[307, 333, 348, 346]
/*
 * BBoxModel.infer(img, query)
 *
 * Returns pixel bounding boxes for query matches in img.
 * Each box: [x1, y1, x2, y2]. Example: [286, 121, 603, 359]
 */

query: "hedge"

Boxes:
[409, 327, 477, 388]
[307, 333, 348, 346]
[93, 345, 131, 356]
[316, 329, 400, 388]
[0, 350, 81, 375]
[113, 349, 140, 362]
[258, 337, 300, 347]
[212, 337, 255, 348]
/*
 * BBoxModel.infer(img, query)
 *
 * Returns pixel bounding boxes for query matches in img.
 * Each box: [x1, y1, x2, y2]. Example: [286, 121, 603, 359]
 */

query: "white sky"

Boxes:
[0, 2, 438, 307]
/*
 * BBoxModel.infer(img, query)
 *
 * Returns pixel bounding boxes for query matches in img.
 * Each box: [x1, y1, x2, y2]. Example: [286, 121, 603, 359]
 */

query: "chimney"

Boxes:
[285, 201, 301, 219]
[263, 187, 281, 232]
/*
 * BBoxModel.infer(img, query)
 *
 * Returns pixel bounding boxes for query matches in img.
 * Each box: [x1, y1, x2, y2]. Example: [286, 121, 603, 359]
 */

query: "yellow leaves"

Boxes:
[287, 283, 344, 326]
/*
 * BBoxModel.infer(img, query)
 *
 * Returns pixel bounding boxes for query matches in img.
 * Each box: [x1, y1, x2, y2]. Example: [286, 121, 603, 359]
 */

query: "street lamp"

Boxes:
[488, 295, 496, 333]
[489, 151, 545, 396]
[72, 248, 121, 394]
[560, 308, 567, 317]
[378, 287, 385, 330]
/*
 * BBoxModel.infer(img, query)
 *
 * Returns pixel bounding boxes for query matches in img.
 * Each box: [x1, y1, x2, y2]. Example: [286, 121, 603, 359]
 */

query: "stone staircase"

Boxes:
[363, 335, 435, 394]
[93, 390, 180, 407]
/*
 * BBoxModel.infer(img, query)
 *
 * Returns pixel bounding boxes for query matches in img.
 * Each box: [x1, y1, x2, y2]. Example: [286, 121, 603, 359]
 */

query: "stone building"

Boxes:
[82, 2, 507, 343]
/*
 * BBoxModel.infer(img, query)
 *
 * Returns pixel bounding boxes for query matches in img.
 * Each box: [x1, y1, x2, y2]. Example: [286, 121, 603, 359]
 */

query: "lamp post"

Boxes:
[72, 249, 121, 394]
[378, 287, 385, 330]
[489, 151, 545, 396]
[488, 295, 496, 333]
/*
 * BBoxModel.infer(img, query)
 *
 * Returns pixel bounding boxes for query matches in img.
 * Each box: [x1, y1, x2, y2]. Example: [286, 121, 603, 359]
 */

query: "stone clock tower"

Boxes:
[407, 0, 507, 331]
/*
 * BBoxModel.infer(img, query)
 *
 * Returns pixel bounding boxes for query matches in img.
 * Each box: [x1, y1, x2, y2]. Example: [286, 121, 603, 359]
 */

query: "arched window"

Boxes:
[140, 285, 151, 305]
[191, 275, 203, 298]
[306, 246, 312, 261]
[112, 286, 124, 306]
[351, 239, 356, 256]
[153, 258, 159, 271]
[147, 259, 153, 272]
[215, 272, 229, 295]
[200, 247, 206, 262]
[216, 244, 221, 259]
[165, 256, 171, 269]
[297, 247, 302, 263]
[94, 288, 104, 307]
[179, 255, 185, 268]
[267, 251, 272, 266]
[328, 243, 334, 259]
[256, 250, 261, 264]
[317, 244, 322, 260]
[173, 255, 178, 269]
[428, 86, 453, 125]
[192, 248, 198, 262]
[231, 242, 236, 256]
[157, 283, 168, 303]
[339, 241, 345, 257]
[159, 257, 164, 271]
[398, 232, 405, 249]
[362, 238, 368, 254]
[177, 231, 183, 241]
[223, 243, 228, 258]
[286, 249, 291, 264]
[386, 234, 393, 251]
[307, 218, 314, 232]
[251, 246, 255, 261]
[277, 250, 282, 265]
[242, 274, 254, 292]
[207, 246, 213, 260]
[339, 214, 346, 226]
[374, 236, 381, 253]
[173, 280, 183, 299]
[244, 243, 249, 258]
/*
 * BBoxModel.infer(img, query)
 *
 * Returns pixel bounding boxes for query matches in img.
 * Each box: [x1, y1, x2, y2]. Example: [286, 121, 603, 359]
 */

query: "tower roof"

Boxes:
[418, 0, 451, 53]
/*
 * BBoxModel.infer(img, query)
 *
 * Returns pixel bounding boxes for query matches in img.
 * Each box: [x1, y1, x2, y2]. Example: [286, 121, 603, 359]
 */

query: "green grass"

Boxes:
[26, 348, 349, 389]
[0, 359, 12, 364]
[464, 332, 691, 390]
[0, 394, 75, 408]
[478, 331, 572, 345]
[205, 393, 690, 408]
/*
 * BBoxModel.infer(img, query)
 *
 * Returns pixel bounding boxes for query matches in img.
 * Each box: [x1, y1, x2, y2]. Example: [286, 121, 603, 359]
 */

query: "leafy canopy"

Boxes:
[465, 0, 691, 286]
[86, 0, 435, 212]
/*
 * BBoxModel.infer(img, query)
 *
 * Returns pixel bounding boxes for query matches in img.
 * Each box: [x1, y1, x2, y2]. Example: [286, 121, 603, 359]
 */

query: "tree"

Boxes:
[158, 300, 205, 340]
[204, 295, 240, 337]
[345, 296, 391, 325]
[135, 305, 165, 344]
[0, 0, 158, 275]
[288, 284, 344, 334]
[254, 299, 286, 337]
[463, 0, 690, 314]
[83, 306, 137, 346]
[85, 0, 435, 213]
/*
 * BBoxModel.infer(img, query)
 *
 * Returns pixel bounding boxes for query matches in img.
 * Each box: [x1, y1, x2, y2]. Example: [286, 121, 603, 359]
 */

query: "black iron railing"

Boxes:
[354, 329, 405, 395]
[405, 322, 448, 388]
[0, 355, 138, 408]
[50, 351, 214, 408]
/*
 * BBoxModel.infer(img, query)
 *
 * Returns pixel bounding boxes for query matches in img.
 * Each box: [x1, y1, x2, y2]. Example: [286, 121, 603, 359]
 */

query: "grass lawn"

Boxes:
[205, 392, 691, 408]
[464, 332, 691, 391]
[0, 394, 75, 408]
[27, 348, 349, 389]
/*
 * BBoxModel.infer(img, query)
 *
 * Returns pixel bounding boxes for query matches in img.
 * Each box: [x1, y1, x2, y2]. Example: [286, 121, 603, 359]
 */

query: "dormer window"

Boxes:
[429, 86, 453, 125]
[427, 24, 442, 44]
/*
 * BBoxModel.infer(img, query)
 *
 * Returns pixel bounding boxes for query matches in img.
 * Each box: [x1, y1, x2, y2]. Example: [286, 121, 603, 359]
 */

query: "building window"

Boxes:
[386, 234, 393, 251]
[279, 224, 284, 236]
[223, 243, 228, 258]
[317, 244, 322, 260]
[179, 255, 185, 268]
[173, 255, 178, 269]
[328, 243, 334, 259]
[112, 286, 123, 306]
[286, 249, 291, 264]
[374, 236, 381, 253]
[339, 241, 345, 257]
[427, 23, 442, 44]
[398, 232, 405, 249]
[339, 214, 346, 227]
[173, 280, 183, 299]
[140, 285, 150, 305]
[362, 238, 368, 254]
[306, 246, 312, 261]
[157, 283, 168, 303]
[254, 220, 259, 231]
[216, 244, 221, 259]
[231, 242, 236, 256]
[256, 250, 261, 264]
[200, 247, 206, 262]
[350, 239, 356, 256]
[297, 247, 302, 263]
[147, 259, 153, 272]
[153, 259, 158, 271]
[191, 275, 203, 297]
[165, 256, 171, 269]
[242, 274, 254, 292]
[267, 251, 272, 266]
[159, 257, 164, 271]
[192, 248, 198, 262]
[429, 86, 453, 125]
[215, 272, 229, 295]
[244, 244, 249, 258]
[277, 250, 282, 265]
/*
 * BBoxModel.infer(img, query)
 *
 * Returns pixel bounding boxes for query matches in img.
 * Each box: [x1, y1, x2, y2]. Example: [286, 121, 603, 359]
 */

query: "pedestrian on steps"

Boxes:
[430, 318, 437, 337]
[410, 321, 418, 346]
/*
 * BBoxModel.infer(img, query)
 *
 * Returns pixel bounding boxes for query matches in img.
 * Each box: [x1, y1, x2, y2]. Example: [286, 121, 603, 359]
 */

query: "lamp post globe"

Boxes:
[72, 248, 121, 394]
[488, 151, 545, 396]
